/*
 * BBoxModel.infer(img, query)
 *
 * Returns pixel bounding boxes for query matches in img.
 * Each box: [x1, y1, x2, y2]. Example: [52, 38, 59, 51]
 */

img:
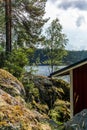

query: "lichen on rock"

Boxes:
[0, 69, 70, 130]
[0, 69, 25, 97]
[0, 69, 52, 130]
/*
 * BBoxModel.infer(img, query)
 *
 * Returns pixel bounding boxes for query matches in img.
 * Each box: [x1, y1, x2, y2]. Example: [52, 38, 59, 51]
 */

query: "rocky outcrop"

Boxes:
[0, 88, 52, 130]
[23, 74, 70, 124]
[64, 109, 87, 130]
[0, 69, 70, 129]
[0, 69, 51, 130]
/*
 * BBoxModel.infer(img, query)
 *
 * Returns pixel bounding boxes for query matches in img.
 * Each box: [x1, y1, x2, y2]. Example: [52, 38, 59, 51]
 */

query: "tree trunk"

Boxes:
[5, 0, 12, 53]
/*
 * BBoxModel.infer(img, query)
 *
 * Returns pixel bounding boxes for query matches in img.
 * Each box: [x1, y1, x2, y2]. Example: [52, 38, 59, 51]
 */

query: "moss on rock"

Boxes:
[23, 74, 70, 124]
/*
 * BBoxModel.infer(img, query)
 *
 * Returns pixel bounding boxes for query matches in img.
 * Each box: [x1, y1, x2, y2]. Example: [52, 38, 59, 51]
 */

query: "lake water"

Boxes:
[25, 65, 64, 76]
[25, 65, 70, 82]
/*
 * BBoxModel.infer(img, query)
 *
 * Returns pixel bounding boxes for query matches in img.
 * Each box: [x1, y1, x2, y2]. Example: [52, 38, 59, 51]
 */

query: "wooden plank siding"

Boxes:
[49, 58, 87, 116]
[73, 64, 87, 115]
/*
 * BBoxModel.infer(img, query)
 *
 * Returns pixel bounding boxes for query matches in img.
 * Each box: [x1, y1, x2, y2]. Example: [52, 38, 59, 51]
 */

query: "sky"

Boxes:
[44, 0, 87, 50]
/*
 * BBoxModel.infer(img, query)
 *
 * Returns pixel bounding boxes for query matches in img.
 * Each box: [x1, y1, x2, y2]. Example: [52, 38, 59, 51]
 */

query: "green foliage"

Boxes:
[22, 74, 70, 124]
[25, 81, 39, 102]
[23, 74, 40, 103]
[52, 79, 70, 101]
[0, 0, 48, 53]
[49, 100, 70, 124]
[3, 48, 34, 79]
[11, 0, 48, 48]
[0, 126, 19, 130]
[44, 18, 68, 72]
[63, 50, 87, 65]
[31, 49, 87, 66]
[48, 79, 70, 123]
[23, 75, 49, 113]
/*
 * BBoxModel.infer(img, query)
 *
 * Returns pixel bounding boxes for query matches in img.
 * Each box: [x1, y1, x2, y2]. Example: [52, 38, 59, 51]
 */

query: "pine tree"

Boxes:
[0, 0, 48, 50]
[12, 0, 48, 48]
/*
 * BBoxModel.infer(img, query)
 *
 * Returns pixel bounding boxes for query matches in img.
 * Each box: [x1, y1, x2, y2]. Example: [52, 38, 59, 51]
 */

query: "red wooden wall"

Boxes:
[73, 64, 87, 115]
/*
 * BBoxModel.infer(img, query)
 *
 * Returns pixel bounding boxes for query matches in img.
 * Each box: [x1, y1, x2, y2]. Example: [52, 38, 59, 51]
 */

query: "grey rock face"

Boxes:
[64, 109, 87, 130]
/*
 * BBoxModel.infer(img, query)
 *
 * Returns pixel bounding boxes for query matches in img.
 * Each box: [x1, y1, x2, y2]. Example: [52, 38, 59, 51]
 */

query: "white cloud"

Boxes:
[44, 1, 58, 20]
[44, 0, 87, 50]
[65, 29, 87, 50]
[76, 16, 85, 27]
[58, 0, 87, 11]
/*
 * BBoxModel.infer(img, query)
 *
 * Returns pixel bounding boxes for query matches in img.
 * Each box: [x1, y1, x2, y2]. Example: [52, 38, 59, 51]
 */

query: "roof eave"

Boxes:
[50, 58, 87, 77]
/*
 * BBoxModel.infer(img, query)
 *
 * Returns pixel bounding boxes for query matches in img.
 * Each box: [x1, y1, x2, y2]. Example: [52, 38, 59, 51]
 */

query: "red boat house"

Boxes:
[50, 58, 87, 117]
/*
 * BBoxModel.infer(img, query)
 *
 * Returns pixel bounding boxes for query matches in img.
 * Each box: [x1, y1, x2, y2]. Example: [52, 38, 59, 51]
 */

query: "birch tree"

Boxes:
[45, 18, 68, 73]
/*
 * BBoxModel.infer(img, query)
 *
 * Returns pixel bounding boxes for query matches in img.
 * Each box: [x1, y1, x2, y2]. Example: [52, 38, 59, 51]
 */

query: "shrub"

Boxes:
[3, 48, 34, 79]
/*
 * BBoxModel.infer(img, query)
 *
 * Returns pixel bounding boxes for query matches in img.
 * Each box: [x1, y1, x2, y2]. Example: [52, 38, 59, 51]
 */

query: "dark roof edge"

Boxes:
[49, 58, 87, 77]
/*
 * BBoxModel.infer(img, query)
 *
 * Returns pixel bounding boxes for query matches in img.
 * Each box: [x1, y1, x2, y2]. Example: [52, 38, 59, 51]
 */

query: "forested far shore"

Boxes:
[30, 49, 87, 65]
